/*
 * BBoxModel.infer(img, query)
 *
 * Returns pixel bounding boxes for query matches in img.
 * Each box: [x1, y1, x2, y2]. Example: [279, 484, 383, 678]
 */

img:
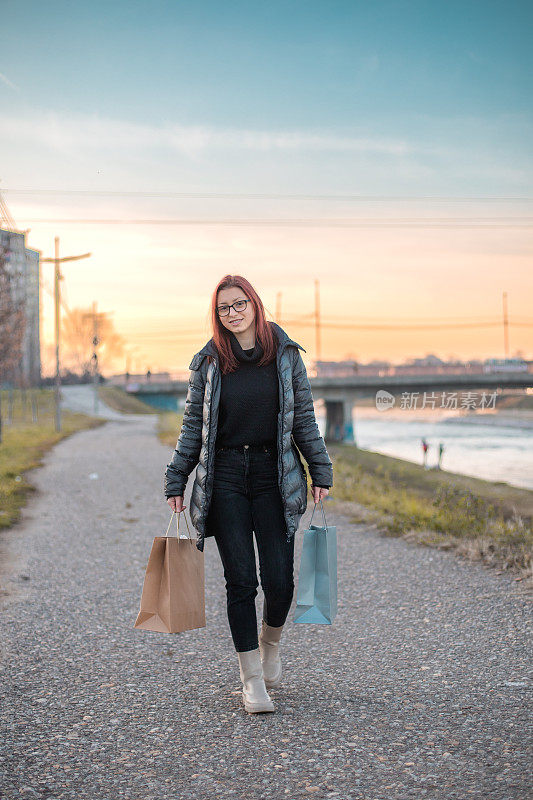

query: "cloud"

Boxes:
[0, 111, 411, 156]
[0, 72, 19, 91]
[2, 108, 530, 197]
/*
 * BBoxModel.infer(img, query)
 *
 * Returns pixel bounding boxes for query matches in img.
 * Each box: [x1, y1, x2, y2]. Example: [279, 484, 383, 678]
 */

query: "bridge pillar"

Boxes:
[324, 399, 355, 444]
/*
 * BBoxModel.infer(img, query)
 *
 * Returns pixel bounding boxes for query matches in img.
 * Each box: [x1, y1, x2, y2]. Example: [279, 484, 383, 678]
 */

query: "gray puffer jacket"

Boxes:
[164, 321, 333, 552]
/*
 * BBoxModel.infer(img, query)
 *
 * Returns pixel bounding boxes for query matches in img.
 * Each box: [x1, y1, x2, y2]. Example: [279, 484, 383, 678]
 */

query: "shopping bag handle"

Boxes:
[309, 498, 328, 530]
[164, 508, 194, 541]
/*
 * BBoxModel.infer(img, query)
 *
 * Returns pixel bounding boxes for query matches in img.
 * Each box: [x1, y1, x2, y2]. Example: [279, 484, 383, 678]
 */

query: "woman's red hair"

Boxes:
[209, 275, 278, 374]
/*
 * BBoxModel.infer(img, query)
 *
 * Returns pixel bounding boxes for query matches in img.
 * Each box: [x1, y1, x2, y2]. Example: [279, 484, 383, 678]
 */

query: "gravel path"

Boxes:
[0, 410, 531, 800]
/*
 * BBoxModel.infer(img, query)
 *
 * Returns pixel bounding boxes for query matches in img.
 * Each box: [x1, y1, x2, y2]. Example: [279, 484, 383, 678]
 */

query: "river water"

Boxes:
[158, 392, 532, 492]
[315, 407, 533, 491]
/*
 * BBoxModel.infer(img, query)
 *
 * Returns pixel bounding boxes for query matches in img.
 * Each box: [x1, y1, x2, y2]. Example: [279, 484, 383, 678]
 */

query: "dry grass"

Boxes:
[98, 385, 159, 414]
[326, 443, 533, 593]
[0, 389, 105, 530]
[157, 411, 184, 448]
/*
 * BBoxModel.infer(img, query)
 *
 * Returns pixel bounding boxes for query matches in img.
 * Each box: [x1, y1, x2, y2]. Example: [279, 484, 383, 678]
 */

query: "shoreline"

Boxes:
[326, 441, 532, 592]
[324, 407, 533, 491]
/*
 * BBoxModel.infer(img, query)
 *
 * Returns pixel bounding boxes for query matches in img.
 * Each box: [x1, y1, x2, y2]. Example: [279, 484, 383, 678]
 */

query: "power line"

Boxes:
[18, 217, 533, 228]
[5, 188, 533, 202]
[124, 318, 533, 339]
[322, 314, 531, 323]
[281, 318, 533, 331]
[117, 312, 532, 326]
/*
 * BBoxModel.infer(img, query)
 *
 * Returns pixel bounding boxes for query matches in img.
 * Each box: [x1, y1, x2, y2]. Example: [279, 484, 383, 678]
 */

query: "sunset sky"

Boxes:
[1, 0, 532, 376]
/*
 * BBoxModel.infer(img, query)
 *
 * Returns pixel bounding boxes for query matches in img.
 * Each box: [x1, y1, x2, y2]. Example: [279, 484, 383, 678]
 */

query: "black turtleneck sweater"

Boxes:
[215, 332, 279, 449]
[214, 332, 330, 489]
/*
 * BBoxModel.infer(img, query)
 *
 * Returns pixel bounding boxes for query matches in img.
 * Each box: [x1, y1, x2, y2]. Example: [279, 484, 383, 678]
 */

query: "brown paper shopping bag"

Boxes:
[133, 510, 205, 633]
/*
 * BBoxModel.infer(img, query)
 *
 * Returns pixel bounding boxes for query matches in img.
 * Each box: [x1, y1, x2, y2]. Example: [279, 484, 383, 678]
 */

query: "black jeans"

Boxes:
[206, 443, 295, 652]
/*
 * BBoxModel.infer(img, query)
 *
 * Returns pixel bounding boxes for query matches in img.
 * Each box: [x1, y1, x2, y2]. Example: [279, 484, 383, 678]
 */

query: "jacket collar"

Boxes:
[189, 321, 305, 370]
[270, 321, 306, 353]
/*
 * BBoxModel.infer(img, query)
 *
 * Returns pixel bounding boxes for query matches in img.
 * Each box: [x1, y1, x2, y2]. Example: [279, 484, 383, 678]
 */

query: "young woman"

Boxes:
[164, 274, 333, 714]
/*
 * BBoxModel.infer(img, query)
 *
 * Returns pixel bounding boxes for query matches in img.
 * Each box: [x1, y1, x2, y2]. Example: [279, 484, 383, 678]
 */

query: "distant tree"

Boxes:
[0, 243, 26, 442]
[62, 307, 125, 375]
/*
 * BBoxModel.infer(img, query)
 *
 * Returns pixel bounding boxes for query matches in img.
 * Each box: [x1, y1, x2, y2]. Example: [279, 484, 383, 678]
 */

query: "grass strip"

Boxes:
[327, 443, 532, 585]
[98, 385, 159, 414]
[0, 389, 105, 530]
[158, 411, 183, 448]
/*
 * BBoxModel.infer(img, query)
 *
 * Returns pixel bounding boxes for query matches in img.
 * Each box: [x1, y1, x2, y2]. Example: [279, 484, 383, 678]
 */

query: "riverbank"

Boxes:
[2, 385, 530, 599]
[72, 391, 532, 591]
[158, 406, 533, 590]
[161, 407, 532, 590]
[0, 389, 105, 531]
[338, 396, 533, 491]
[327, 442, 532, 591]
[98, 384, 159, 414]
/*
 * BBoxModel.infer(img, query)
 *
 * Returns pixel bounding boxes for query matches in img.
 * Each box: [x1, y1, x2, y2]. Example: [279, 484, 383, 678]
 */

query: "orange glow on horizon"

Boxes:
[10, 198, 531, 377]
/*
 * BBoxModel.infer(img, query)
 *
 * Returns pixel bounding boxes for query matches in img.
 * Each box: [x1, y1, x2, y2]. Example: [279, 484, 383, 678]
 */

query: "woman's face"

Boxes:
[217, 287, 255, 338]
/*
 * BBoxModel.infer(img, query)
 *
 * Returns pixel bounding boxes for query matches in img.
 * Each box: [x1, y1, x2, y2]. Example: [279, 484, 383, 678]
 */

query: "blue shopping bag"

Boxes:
[293, 500, 337, 624]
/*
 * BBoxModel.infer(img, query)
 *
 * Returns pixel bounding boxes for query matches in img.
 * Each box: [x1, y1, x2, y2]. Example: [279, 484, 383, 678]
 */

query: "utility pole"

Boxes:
[314, 279, 321, 364]
[91, 301, 99, 415]
[502, 291, 509, 359]
[41, 238, 91, 432]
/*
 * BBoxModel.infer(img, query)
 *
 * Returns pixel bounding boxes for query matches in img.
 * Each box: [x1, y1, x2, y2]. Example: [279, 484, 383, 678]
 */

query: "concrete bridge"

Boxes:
[127, 372, 533, 445]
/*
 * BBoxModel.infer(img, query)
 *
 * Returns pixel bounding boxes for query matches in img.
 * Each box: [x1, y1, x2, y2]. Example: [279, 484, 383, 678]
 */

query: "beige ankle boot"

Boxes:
[236, 647, 275, 713]
[258, 619, 284, 688]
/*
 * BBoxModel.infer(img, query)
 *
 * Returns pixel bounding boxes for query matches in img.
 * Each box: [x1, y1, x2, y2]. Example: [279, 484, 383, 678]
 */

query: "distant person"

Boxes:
[421, 437, 429, 468]
[438, 442, 445, 469]
[164, 274, 333, 714]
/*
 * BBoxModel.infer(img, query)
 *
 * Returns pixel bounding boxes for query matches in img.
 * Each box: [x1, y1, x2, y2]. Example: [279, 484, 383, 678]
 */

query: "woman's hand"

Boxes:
[311, 485, 329, 504]
[167, 496, 187, 513]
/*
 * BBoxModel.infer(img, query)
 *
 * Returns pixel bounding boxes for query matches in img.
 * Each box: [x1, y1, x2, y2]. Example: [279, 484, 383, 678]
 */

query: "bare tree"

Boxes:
[0, 243, 26, 442]
[62, 307, 125, 376]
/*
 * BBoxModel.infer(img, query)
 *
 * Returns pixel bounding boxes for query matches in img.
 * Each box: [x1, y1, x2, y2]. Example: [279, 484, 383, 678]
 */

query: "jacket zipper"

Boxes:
[277, 346, 292, 543]
[203, 357, 217, 537]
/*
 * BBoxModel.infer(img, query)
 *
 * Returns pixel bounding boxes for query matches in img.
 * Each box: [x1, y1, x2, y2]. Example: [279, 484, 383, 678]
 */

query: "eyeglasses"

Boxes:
[217, 299, 249, 317]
